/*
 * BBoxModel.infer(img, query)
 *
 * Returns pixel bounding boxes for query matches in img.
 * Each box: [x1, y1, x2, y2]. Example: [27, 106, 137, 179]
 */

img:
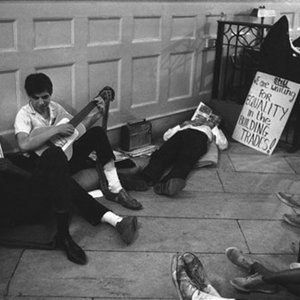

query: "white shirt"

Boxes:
[14, 101, 73, 135]
[163, 123, 228, 150]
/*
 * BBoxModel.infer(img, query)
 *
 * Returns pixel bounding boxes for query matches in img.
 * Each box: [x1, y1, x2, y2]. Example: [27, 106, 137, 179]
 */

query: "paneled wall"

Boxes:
[0, 1, 300, 152]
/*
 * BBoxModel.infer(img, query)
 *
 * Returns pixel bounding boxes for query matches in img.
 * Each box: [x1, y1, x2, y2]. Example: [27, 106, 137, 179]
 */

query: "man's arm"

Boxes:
[16, 123, 75, 153]
[0, 158, 31, 179]
[81, 98, 105, 130]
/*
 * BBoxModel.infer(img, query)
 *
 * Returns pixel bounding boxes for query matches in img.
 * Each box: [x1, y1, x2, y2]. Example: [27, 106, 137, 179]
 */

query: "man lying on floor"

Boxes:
[135, 114, 228, 197]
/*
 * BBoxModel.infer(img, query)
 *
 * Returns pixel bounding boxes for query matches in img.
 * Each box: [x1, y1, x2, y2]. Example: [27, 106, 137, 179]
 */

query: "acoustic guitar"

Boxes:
[32, 86, 115, 160]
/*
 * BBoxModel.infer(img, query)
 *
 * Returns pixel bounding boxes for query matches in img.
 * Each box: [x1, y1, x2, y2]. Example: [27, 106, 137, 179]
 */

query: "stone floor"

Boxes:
[1, 141, 300, 300]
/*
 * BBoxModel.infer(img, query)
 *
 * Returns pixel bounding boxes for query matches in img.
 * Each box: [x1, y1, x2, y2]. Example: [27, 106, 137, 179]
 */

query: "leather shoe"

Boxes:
[154, 178, 186, 196]
[106, 189, 143, 210]
[116, 216, 138, 245]
[56, 234, 87, 265]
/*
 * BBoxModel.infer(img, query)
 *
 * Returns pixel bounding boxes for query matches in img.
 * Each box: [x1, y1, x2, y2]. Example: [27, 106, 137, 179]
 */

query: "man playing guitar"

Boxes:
[14, 72, 142, 210]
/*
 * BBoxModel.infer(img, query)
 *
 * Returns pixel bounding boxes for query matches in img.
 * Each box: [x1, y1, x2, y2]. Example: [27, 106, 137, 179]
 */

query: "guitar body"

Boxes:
[30, 86, 115, 160]
[32, 118, 82, 160]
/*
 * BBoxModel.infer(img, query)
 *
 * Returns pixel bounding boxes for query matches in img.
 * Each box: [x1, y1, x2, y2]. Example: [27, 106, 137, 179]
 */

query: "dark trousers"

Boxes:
[69, 126, 115, 174]
[0, 147, 109, 226]
[143, 129, 208, 182]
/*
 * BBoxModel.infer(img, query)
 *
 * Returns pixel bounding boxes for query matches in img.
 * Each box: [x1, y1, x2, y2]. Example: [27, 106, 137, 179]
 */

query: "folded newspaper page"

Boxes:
[191, 102, 221, 127]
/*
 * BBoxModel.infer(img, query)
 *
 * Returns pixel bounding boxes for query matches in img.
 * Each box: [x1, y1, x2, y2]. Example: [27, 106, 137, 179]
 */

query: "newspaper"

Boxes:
[191, 102, 221, 127]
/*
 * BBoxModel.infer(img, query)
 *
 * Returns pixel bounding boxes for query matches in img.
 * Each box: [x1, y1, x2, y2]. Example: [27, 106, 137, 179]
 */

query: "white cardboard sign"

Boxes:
[232, 72, 300, 155]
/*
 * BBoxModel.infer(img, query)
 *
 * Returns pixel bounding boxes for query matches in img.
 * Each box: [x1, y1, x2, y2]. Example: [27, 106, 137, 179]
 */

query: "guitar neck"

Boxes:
[68, 100, 97, 127]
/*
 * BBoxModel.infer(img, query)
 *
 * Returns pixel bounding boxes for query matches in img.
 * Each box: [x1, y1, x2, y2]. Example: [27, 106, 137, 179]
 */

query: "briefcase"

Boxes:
[120, 119, 152, 151]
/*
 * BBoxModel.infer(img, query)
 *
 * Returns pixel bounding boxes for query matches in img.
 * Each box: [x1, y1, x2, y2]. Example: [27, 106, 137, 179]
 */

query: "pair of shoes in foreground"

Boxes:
[154, 178, 186, 197]
[106, 188, 143, 210]
[171, 252, 234, 300]
[225, 247, 278, 294]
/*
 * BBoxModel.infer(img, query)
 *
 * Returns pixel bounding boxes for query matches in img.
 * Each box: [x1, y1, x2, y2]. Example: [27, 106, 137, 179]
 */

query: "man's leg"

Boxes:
[69, 179, 138, 245]
[70, 126, 142, 210]
[30, 147, 87, 265]
[153, 130, 208, 196]
[141, 131, 182, 184]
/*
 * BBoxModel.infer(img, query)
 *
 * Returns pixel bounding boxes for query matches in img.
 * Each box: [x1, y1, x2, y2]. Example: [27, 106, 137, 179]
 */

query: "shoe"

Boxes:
[290, 262, 300, 269]
[225, 247, 253, 271]
[182, 252, 221, 297]
[154, 178, 186, 196]
[283, 213, 300, 228]
[105, 189, 143, 210]
[56, 234, 87, 265]
[230, 273, 278, 294]
[277, 192, 300, 209]
[171, 254, 234, 300]
[116, 216, 138, 245]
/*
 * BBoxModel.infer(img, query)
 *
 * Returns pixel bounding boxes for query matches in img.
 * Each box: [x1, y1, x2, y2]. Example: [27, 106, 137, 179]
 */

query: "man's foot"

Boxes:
[56, 234, 87, 265]
[182, 252, 221, 297]
[154, 178, 186, 196]
[106, 189, 143, 210]
[225, 247, 253, 271]
[283, 213, 300, 228]
[116, 216, 138, 245]
[277, 192, 300, 209]
[230, 273, 278, 294]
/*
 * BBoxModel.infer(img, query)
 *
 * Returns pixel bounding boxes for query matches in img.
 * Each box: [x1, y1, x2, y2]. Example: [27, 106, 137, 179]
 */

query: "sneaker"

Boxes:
[277, 192, 300, 209]
[171, 254, 235, 300]
[225, 247, 253, 271]
[230, 273, 278, 294]
[290, 262, 300, 269]
[283, 213, 300, 228]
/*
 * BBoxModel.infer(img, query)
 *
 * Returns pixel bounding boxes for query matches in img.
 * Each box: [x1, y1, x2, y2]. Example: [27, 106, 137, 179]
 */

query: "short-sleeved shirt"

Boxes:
[14, 101, 72, 135]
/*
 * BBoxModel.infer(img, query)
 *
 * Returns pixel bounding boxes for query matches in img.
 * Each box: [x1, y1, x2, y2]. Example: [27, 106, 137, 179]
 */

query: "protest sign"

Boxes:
[232, 71, 300, 155]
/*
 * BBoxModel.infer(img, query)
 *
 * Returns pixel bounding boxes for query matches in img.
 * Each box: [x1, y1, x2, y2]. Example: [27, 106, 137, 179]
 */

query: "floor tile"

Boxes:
[238, 220, 300, 254]
[218, 152, 235, 171]
[70, 216, 247, 253]
[186, 169, 224, 192]
[99, 192, 291, 220]
[229, 154, 295, 174]
[0, 247, 22, 298]
[285, 156, 300, 174]
[9, 251, 177, 298]
[218, 170, 300, 193]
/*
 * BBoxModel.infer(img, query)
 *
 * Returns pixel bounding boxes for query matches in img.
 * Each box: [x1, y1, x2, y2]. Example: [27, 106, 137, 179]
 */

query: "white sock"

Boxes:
[103, 162, 123, 193]
[101, 211, 123, 227]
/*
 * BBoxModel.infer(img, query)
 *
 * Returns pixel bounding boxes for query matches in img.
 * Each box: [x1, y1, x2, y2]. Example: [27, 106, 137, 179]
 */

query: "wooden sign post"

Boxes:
[232, 71, 300, 155]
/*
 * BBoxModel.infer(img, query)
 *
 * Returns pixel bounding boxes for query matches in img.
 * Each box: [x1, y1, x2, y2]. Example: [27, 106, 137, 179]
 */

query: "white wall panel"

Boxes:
[132, 55, 159, 107]
[133, 17, 161, 42]
[169, 52, 194, 100]
[0, 20, 16, 51]
[34, 19, 74, 49]
[88, 17, 121, 45]
[0, 70, 19, 131]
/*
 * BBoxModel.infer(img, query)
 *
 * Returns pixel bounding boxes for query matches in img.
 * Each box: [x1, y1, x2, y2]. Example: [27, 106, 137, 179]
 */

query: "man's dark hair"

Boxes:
[24, 73, 53, 97]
